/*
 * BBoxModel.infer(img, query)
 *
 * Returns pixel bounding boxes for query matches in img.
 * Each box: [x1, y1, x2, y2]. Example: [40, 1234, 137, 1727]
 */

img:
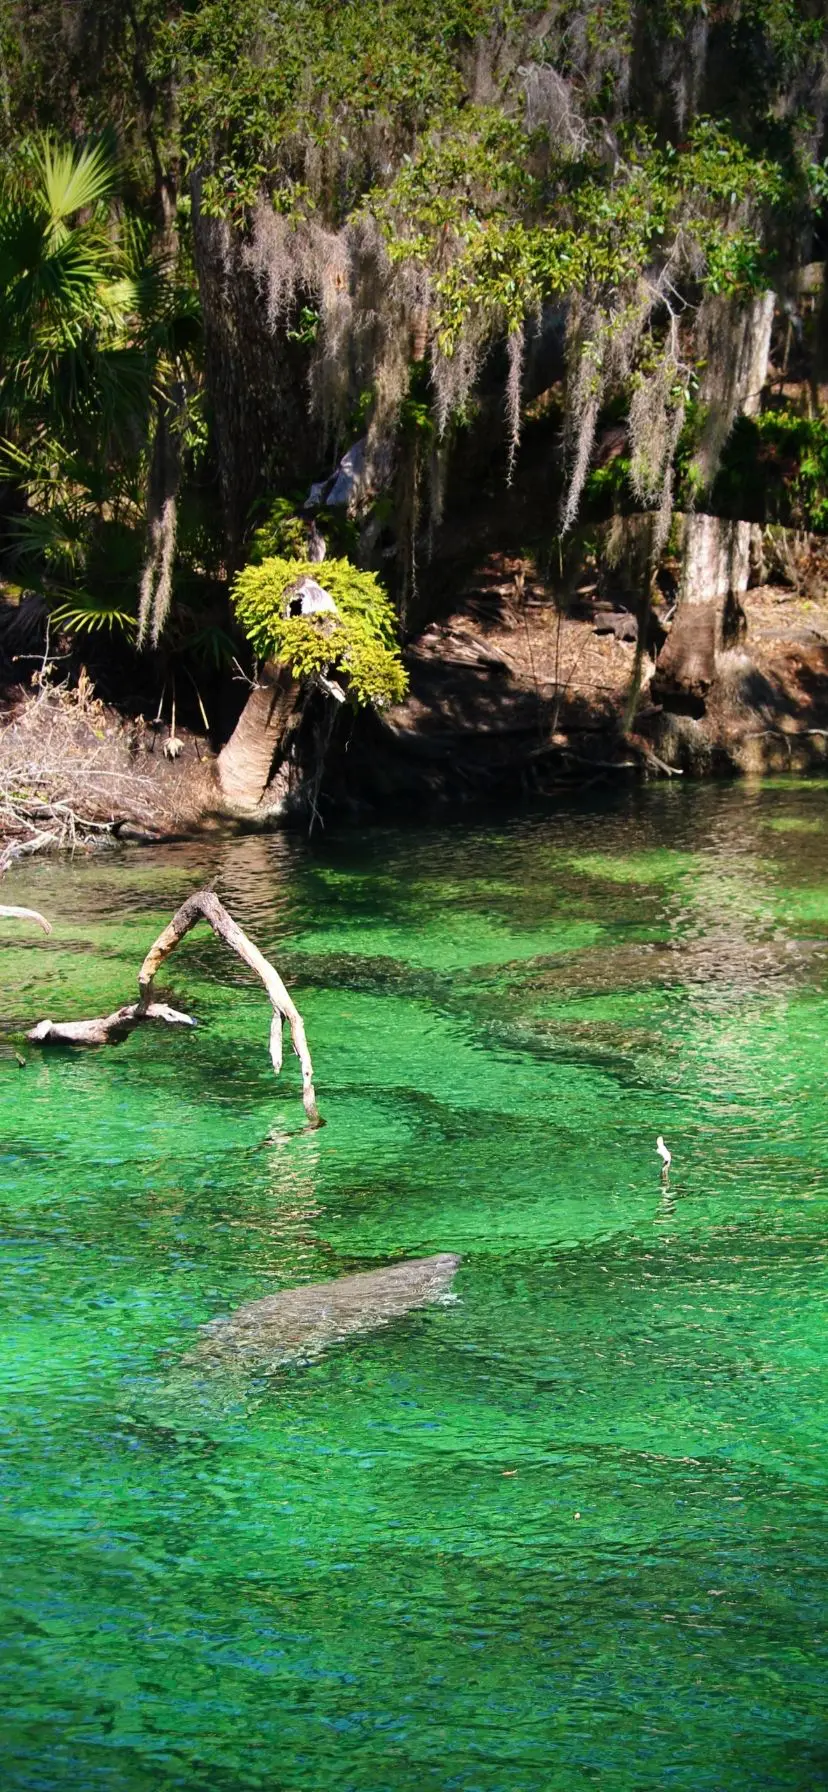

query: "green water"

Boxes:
[1, 782, 826, 1792]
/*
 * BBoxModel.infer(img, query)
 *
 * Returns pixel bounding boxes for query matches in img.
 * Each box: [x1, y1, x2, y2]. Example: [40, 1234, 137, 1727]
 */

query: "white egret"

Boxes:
[656, 1135, 672, 1171]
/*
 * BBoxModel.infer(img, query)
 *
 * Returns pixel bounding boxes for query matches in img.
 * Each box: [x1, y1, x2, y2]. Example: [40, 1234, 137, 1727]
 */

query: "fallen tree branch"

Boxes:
[559, 749, 638, 771]
[29, 1001, 194, 1046]
[0, 836, 54, 933]
[746, 727, 828, 739]
[27, 888, 321, 1126]
[637, 745, 683, 778]
[0, 903, 53, 934]
[0, 833, 60, 876]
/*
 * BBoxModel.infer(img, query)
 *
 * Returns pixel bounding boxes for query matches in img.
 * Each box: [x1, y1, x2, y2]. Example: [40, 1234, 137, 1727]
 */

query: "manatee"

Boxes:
[185, 1253, 461, 1370]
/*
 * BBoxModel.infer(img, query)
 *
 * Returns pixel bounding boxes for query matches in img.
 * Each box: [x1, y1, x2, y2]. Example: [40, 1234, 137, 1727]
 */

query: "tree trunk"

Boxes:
[190, 181, 316, 565]
[692, 290, 776, 487]
[739, 290, 775, 419]
[653, 515, 751, 708]
[812, 261, 828, 394]
[653, 287, 775, 711]
[217, 662, 304, 819]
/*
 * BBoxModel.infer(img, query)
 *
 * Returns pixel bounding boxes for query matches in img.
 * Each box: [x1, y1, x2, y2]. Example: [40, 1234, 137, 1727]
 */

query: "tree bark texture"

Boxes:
[691, 291, 776, 491]
[740, 292, 775, 419]
[654, 515, 752, 706]
[216, 662, 305, 819]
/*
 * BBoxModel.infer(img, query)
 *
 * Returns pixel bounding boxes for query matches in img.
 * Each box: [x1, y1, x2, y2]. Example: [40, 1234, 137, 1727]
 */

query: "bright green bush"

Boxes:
[231, 556, 408, 707]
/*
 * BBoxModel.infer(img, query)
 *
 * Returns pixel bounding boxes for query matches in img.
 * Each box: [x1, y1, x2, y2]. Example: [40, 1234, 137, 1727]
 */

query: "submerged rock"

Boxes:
[185, 1253, 461, 1370]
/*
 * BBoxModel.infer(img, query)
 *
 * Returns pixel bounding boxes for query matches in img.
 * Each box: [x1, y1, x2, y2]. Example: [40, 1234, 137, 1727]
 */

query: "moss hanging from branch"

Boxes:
[505, 324, 524, 483]
[174, 2, 813, 571]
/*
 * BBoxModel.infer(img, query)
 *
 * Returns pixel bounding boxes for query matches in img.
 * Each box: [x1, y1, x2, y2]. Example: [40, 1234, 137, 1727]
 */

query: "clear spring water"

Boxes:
[0, 781, 826, 1792]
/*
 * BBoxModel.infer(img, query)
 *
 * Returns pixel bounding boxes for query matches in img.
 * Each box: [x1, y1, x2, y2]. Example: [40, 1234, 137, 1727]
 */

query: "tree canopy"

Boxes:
[0, 0, 826, 722]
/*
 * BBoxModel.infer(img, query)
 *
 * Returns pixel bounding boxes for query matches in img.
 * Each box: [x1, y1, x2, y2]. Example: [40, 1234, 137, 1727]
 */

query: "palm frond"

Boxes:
[8, 503, 96, 574]
[35, 137, 119, 238]
[50, 591, 137, 636]
[0, 204, 44, 299]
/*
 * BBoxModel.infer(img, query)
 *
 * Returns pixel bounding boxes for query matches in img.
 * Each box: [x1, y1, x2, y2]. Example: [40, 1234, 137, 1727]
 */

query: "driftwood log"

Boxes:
[0, 904, 52, 933]
[27, 888, 321, 1125]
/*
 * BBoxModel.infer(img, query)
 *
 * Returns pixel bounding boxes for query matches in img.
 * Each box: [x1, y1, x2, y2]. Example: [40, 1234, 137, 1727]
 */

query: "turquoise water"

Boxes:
[0, 781, 826, 1790]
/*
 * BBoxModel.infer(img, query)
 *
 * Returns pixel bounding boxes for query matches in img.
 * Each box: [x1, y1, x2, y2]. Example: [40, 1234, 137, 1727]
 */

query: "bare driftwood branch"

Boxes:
[1, 837, 54, 934]
[28, 888, 321, 1125]
[138, 891, 319, 1122]
[629, 741, 683, 778]
[0, 903, 52, 933]
[1, 834, 60, 877]
[29, 1001, 194, 1046]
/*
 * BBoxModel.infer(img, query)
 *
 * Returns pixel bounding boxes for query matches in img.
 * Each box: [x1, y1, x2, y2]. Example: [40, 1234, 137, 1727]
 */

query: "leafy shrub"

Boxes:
[710, 408, 828, 532]
[247, 497, 308, 563]
[247, 496, 360, 565]
[231, 556, 408, 707]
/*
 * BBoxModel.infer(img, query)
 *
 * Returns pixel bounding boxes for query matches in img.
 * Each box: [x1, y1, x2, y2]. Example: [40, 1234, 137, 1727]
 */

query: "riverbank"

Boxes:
[0, 678, 218, 858]
[354, 565, 828, 805]
[2, 561, 827, 857]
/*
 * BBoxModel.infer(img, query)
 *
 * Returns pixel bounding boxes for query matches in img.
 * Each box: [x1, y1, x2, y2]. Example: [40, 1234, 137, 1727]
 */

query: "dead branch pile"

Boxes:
[0, 675, 217, 858]
[0, 677, 143, 859]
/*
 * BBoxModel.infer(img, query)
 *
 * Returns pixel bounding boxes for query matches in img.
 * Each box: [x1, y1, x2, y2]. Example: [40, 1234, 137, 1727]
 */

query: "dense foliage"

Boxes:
[713, 408, 828, 531]
[231, 556, 408, 706]
[0, 0, 826, 735]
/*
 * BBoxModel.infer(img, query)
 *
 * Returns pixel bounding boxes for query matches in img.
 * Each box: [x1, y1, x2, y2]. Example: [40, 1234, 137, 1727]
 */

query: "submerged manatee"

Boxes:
[185, 1253, 461, 1370]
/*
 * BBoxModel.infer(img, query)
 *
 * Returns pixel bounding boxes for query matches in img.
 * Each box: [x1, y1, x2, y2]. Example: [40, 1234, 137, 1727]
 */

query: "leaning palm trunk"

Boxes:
[216, 662, 304, 819]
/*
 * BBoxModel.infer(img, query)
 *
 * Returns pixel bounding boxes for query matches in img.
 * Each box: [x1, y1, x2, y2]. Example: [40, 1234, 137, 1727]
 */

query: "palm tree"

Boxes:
[0, 136, 201, 642]
[0, 137, 141, 439]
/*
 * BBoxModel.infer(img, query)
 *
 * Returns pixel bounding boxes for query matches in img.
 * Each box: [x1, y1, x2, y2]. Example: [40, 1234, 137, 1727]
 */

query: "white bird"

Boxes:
[656, 1135, 672, 1171]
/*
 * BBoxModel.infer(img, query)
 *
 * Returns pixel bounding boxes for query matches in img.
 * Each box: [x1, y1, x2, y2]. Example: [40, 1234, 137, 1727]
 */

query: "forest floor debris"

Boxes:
[0, 677, 219, 854]
[366, 558, 828, 799]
